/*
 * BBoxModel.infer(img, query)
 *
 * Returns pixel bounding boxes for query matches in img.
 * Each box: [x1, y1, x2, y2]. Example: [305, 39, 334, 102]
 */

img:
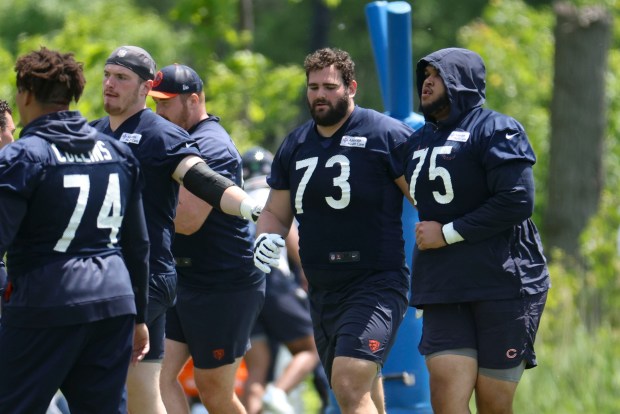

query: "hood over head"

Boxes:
[416, 48, 486, 124]
[20, 111, 97, 153]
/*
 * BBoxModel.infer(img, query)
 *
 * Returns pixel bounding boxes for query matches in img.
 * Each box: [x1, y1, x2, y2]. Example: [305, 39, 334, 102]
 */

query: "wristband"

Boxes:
[442, 222, 465, 245]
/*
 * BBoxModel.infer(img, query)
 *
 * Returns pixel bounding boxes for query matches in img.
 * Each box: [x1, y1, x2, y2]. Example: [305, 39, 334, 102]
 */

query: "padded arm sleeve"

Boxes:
[182, 161, 236, 211]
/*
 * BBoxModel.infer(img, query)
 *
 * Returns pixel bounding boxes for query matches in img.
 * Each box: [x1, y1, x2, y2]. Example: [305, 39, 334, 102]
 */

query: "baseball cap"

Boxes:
[149, 64, 204, 99]
[105, 46, 156, 81]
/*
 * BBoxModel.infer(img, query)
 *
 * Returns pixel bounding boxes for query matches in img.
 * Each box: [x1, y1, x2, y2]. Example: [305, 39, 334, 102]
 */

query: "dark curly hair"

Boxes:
[303, 48, 356, 88]
[0, 100, 11, 132]
[14, 47, 85, 105]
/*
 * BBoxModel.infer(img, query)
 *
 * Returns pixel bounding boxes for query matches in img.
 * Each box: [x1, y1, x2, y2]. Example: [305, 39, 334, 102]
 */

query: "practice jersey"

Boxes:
[91, 108, 199, 275]
[406, 47, 550, 305]
[172, 116, 261, 289]
[0, 111, 149, 327]
[268, 106, 412, 282]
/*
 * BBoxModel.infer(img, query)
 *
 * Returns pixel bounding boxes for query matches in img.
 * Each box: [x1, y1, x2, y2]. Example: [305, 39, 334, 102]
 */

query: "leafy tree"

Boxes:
[205, 50, 306, 153]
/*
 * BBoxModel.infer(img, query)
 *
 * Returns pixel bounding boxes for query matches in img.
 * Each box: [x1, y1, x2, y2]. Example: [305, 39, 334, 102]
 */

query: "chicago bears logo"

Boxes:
[368, 340, 381, 353]
[152, 71, 164, 88]
[213, 349, 225, 360]
[506, 348, 518, 359]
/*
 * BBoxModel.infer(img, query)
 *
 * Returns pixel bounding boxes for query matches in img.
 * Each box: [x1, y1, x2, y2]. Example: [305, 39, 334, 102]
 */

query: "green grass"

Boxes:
[309, 318, 620, 413]
[513, 325, 620, 413]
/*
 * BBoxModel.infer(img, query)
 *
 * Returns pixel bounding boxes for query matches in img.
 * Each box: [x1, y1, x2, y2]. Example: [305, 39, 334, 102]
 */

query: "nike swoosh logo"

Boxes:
[505, 132, 519, 140]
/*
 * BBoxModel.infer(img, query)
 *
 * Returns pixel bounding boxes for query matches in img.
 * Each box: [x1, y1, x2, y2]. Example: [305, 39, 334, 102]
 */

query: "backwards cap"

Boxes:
[106, 46, 156, 81]
[149, 64, 203, 99]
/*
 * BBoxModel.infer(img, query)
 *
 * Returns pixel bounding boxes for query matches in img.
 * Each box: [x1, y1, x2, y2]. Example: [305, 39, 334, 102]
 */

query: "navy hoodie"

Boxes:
[0, 111, 149, 327]
[405, 48, 550, 305]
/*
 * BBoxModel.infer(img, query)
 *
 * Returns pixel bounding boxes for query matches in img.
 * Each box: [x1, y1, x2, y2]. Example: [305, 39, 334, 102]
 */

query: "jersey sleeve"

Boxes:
[0, 144, 41, 253]
[119, 179, 150, 324]
[144, 122, 202, 176]
[267, 136, 293, 190]
[453, 117, 538, 242]
[384, 120, 413, 180]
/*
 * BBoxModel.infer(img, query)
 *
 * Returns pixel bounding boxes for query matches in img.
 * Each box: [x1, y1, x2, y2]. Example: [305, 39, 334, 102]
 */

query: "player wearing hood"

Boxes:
[405, 47, 550, 413]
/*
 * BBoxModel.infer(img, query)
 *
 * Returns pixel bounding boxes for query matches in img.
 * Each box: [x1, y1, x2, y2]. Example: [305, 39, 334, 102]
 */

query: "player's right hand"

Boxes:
[240, 196, 262, 223]
[254, 233, 285, 273]
[132, 323, 150, 366]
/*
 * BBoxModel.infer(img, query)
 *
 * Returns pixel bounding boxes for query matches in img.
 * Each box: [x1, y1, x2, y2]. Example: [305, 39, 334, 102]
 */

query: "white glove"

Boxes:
[240, 197, 262, 223]
[254, 233, 285, 273]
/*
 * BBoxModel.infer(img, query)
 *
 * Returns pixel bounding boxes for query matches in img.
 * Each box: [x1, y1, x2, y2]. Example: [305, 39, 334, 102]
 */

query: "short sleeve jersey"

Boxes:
[268, 106, 412, 277]
[172, 116, 260, 290]
[91, 109, 200, 274]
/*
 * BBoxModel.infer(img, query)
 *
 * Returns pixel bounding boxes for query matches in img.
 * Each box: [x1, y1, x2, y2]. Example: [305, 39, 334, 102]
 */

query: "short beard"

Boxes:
[421, 92, 450, 119]
[308, 92, 350, 127]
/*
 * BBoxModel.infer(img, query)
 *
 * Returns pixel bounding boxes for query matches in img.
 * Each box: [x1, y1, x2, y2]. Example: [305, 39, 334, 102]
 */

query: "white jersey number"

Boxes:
[294, 155, 351, 214]
[54, 173, 123, 252]
[409, 146, 454, 205]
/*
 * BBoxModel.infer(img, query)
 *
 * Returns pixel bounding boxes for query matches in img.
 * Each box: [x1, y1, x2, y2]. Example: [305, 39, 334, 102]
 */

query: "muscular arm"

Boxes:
[256, 189, 295, 238]
[395, 175, 415, 207]
[174, 186, 213, 235]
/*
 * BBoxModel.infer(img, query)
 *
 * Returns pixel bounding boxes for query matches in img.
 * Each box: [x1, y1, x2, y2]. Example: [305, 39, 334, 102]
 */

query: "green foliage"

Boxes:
[3, 0, 193, 124]
[579, 187, 620, 327]
[206, 50, 306, 153]
[167, 0, 246, 54]
[513, 324, 620, 412]
[0, 0, 305, 150]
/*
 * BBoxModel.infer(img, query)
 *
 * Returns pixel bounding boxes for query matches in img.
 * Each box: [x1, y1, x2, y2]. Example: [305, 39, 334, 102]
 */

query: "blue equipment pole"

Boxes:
[379, 3, 431, 413]
[365, 1, 390, 113]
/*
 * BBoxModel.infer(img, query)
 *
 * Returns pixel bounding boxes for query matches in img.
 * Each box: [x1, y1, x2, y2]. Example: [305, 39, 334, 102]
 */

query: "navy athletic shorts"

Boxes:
[144, 271, 177, 361]
[166, 278, 266, 369]
[0, 315, 134, 414]
[418, 290, 548, 369]
[251, 268, 313, 343]
[308, 267, 409, 383]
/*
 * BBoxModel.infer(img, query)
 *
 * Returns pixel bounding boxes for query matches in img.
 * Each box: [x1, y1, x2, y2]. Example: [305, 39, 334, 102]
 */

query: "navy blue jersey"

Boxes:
[172, 115, 260, 289]
[91, 109, 199, 274]
[406, 48, 550, 305]
[268, 106, 412, 279]
[0, 111, 149, 327]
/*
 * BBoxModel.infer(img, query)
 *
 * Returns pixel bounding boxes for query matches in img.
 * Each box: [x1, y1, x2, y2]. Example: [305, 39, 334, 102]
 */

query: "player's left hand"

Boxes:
[240, 197, 262, 223]
[415, 221, 447, 250]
